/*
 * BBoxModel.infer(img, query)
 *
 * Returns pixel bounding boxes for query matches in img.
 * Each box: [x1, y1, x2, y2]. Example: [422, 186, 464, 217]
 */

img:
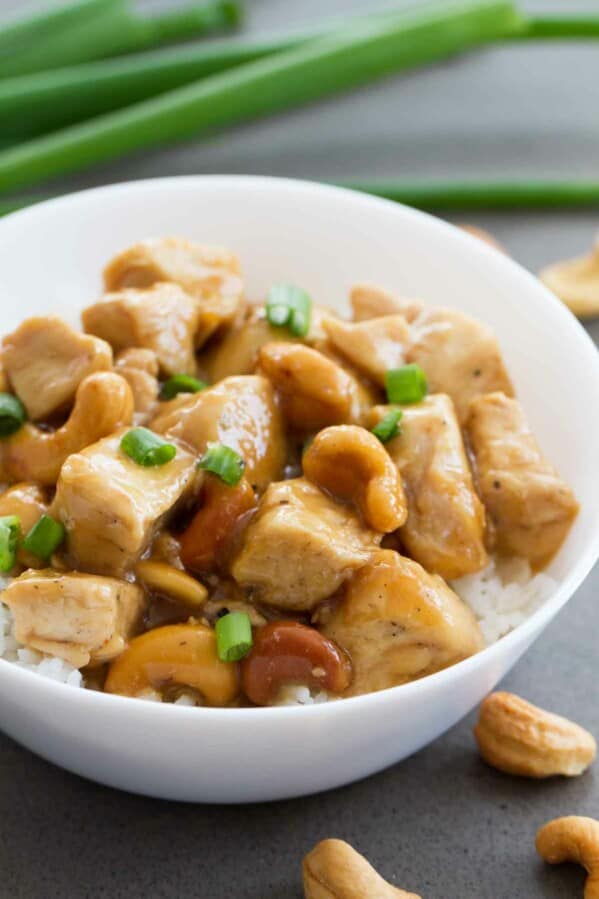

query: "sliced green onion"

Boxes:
[22, 515, 65, 560]
[371, 408, 403, 443]
[385, 365, 428, 405]
[0, 515, 20, 572]
[215, 611, 253, 662]
[121, 427, 177, 467]
[198, 444, 245, 486]
[0, 393, 27, 437]
[266, 284, 312, 337]
[160, 374, 207, 400]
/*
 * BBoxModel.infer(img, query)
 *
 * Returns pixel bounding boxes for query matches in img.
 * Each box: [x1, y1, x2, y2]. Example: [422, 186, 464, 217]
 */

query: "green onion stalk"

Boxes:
[0, 0, 242, 79]
[0, 0, 525, 195]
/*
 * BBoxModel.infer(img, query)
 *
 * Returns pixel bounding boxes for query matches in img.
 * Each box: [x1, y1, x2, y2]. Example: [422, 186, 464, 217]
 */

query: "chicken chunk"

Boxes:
[320, 550, 483, 696]
[370, 395, 487, 579]
[2, 316, 112, 421]
[351, 284, 423, 323]
[114, 348, 159, 421]
[82, 283, 199, 377]
[52, 429, 198, 576]
[407, 306, 514, 423]
[201, 303, 330, 383]
[151, 375, 285, 491]
[0, 482, 48, 568]
[466, 392, 578, 567]
[231, 477, 381, 611]
[3, 569, 144, 668]
[322, 314, 409, 385]
[257, 343, 373, 431]
[103, 238, 244, 347]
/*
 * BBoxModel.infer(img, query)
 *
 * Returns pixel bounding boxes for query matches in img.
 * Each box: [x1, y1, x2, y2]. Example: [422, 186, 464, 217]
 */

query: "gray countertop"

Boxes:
[0, 1, 598, 897]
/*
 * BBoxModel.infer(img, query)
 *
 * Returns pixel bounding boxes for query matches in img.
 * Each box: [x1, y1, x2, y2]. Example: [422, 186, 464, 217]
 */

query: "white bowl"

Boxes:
[0, 176, 597, 803]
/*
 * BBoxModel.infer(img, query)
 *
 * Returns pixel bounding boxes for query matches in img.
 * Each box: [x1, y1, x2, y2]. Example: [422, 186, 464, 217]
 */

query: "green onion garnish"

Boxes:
[22, 515, 65, 560]
[0, 393, 26, 437]
[215, 611, 253, 662]
[198, 443, 245, 486]
[160, 374, 207, 400]
[121, 427, 177, 467]
[265, 284, 312, 337]
[0, 515, 20, 572]
[385, 364, 428, 405]
[371, 409, 403, 443]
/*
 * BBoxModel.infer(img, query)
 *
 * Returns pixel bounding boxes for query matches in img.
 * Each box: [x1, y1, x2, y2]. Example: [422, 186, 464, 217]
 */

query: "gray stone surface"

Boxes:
[0, 1, 597, 896]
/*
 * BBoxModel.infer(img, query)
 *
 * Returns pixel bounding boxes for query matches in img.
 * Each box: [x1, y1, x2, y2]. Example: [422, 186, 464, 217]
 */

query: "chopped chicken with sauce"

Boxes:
[0, 243, 576, 708]
[466, 391, 578, 567]
[370, 395, 488, 579]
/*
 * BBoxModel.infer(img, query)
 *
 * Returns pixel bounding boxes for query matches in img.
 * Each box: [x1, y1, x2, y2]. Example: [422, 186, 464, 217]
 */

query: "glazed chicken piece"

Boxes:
[103, 237, 244, 347]
[3, 569, 144, 668]
[320, 550, 483, 696]
[369, 395, 488, 579]
[231, 477, 381, 611]
[151, 375, 286, 491]
[322, 314, 409, 385]
[0, 482, 48, 568]
[52, 429, 198, 576]
[350, 283, 423, 323]
[1, 316, 112, 421]
[406, 306, 514, 424]
[82, 283, 199, 376]
[257, 343, 374, 431]
[114, 348, 159, 421]
[466, 392, 578, 567]
[201, 303, 329, 383]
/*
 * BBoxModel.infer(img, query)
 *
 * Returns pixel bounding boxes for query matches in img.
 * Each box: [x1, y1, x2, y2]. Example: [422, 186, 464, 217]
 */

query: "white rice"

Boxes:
[0, 558, 557, 701]
[452, 556, 556, 645]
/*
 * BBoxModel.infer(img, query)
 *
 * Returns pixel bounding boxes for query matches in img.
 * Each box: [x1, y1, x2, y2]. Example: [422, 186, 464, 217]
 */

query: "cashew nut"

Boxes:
[241, 621, 351, 706]
[303, 425, 407, 532]
[0, 371, 134, 486]
[536, 817, 599, 899]
[303, 839, 421, 899]
[180, 473, 256, 573]
[459, 224, 507, 254]
[540, 236, 599, 319]
[104, 623, 239, 706]
[135, 560, 208, 609]
[475, 692, 596, 778]
[257, 343, 370, 430]
[115, 348, 159, 420]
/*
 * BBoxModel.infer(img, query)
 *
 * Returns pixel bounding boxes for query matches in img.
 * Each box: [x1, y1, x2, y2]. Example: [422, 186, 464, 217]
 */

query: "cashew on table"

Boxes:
[303, 839, 421, 899]
[537, 817, 599, 899]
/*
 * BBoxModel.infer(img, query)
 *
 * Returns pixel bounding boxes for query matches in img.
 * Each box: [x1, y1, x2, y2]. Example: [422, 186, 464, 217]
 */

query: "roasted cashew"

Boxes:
[303, 839, 421, 899]
[475, 692, 596, 778]
[540, 236, 599, 319]
[536, 817, 599, 899]
[303, 425, 407, 532]
[0, 372, 134, 485]
[241, 621, 351, 706]
[135, 560, 208, 609]
[257, 343, 369, 430]
[459, 224, 507, 253]
[104, 623, 239, 706]
[179, 473, 256, 573]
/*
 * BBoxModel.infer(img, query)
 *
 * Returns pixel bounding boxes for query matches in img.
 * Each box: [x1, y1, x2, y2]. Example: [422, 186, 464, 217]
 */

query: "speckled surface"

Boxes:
[0, 1, 598, 896]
